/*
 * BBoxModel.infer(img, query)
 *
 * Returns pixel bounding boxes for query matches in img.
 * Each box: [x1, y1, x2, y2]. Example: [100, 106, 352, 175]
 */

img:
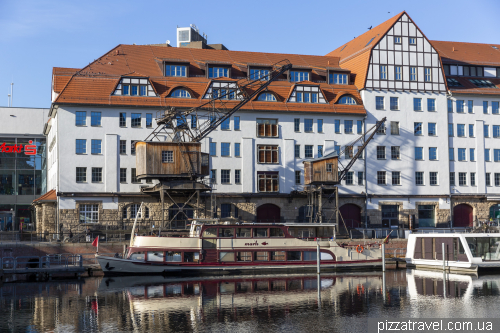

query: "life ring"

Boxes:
[356, 245, 364, 253]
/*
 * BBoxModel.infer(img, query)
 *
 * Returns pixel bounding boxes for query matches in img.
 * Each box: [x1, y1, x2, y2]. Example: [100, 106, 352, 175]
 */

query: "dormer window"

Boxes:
[257, 92, 277, 101]
[170, 88, 192, 98]
[165, 64, 187, 77]
[113, 78, 157, 97]
[337, 96, 357, 105]
[288, 86, 327, 104]
[290, 71, 309, 82]
[249, 68, 270, 81]
[329, 73, 348, 85]
[208, 66, 230, 78]
[203, 82, 243, 100]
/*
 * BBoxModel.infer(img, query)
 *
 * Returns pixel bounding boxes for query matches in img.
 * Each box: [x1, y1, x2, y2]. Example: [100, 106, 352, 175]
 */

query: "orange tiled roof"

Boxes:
[431, 41, 500, 67]
[52, 45, 366, 115]
[33, 189, 57, 203]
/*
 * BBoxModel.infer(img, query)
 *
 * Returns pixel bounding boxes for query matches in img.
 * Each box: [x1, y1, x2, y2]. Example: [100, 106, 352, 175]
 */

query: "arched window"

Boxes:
[125, 204, 149, 219]
[337, 96, 357, 105]
[257, 92, 277, 102]
[171, 88, 191, 98]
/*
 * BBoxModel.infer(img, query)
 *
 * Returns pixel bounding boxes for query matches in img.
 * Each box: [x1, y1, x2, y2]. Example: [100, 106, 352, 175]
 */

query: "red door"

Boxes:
[454, 204, 473, 227]
[256, 204, 280, 222]
[339, 204, 361, 229]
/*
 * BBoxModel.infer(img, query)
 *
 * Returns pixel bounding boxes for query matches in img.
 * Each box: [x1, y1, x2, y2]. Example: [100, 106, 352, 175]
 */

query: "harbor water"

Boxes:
[1, 271, 499, 332]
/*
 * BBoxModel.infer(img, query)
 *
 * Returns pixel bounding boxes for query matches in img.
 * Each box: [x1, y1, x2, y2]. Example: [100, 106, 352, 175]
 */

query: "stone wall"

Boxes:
[35, 203, 56, 234]
[452, 197, 500, 224]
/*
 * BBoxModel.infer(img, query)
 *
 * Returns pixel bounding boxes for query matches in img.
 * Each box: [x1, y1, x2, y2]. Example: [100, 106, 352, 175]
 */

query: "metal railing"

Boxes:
[0, 254, 83, 270]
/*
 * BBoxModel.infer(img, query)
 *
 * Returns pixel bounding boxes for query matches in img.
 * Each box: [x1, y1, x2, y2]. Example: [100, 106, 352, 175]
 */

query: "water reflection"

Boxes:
[1, 271, 500, 332]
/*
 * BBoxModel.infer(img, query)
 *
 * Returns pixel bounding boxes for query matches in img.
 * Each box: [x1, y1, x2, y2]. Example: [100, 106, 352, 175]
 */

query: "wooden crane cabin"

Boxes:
[135, 141, 209, 180]
[303, 152, 339, 185]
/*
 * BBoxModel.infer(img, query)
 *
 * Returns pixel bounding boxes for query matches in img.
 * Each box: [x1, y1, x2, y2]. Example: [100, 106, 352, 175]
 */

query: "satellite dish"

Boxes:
[166, 40, 170, 45]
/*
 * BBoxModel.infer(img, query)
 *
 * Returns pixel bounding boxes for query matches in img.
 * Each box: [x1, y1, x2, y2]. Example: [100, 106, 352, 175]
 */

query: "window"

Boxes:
[450, 172, 455, 186]
[448, 100, 453, 113]
[377, 171, 386, 185]
[334, 120, 340, 133]
[459, 172, 467, 186]
[130, 140, 137, 155]
[424, 68, 432, 82]
[468, 100, 473, 113]
[409, 37, 416, 45]
[356, 120, 363, 134]
[415, 147, 423, 160]
[345, 171, 354, 185]
[483, 101, 488, 114]
[76, 111, 86, 126]
[221, 170, 230, 184]
[258, 172, 279, 192]
[190, 115, 197, 129]
[318, 145, 323, 158]
[469, 124, 474, 137]
[394, 36, 401, 44]
[334, 145, 340, 156]
[344, 120, 353, 134]
[338, 96, 357, 104]
[318, 119, 324, 133]
[493, 102, 500, 114]
[497, 174, 500, 187]
[144, 113, 153, 128]
[494, 125, 500, 138]
[470, 173, 476, 186]
[485, 149, 491, 162]
[208, 66, 229, 78]
[428, 123, 436, 136]
[162, 150, 173, 163]
[293, 86, 323, 103]
[258, 145, 279, 163]
[410, 67, 417, 81]
[76, 167, 86, 182]
[294, 145, 300, 158]
[390, 121, 399, 135]
[326, 164, 333, 173]
[305, 145, 313, 158]
[413, 98, 422, 111]
[448, 124, 454, 137]
[210, 169, 216, 184]
[415, 172, 424, 185]
[484, 125, 490, 137]
[76, 139, 86, 154]
[456, 100, 465, 113]
[358, 171, 364, 185]
[425, 99, 435, 112]
[470, 79, 496, 88]
[119, 112, 126, 127]
[294, 118, 300, 132]
[130, 113, 141, 127]
[90, 139, 101, 154]
[377, 146, 386, 159]
[377, 124, 386, 135]
[392, 172, 401, 185]
[447, 78, 462, 87]
[234, 116, 240, 130]
[295, 170, 301, 185]
[430, 172, 438, 186]
[304, 119, 313, 132]
[234, 143, 240, 157]
[92, 167, 102, 183]
[414, 122, 422, 135]
[79, 204, 98, 223]
[495, 149, 500, 162]
[120, 168, 126, 183]
[209, 142, 216, 156]
[91, 112, 101, 126]
[221, 143, 230, 157]
[380, 65, 387, 80]
[250, 68, 270, 81]
[330, 73, 348, 84]
[290, 71, 309, 82]
[165, 64, 187, 77]
[391, 146, 400, 160]
[130, 204, 149, 219]
[429, 147, 437, 160]
[486, 173, 491, 186]
[395, 66, 402, 80]
[390, 97, 399, 110]
[220, 118, 230, 130]
[235, 169, 241, 184]
[449, 148, 454, 161]
[131, 168, 138, 183]
[457, 124, 465, 137]
[458, 148, 466, 161]
[376, 96, 384, 110]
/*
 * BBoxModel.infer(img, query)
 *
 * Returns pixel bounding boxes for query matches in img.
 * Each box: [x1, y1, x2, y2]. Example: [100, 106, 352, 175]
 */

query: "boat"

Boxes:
[405, 232, 500, 274]
[96, 219, 383, 276]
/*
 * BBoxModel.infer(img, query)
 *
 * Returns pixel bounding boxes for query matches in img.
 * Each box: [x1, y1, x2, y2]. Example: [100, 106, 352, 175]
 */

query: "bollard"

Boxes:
[442, 242, 446, 271]
[317, 240, 321, 274]
[382, 243, 386, 272]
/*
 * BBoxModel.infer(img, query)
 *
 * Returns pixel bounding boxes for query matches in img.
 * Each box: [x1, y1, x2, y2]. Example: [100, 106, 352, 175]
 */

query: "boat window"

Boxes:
[129, 251, 144, 260]
[237, 251, 252, 261]
[220, 282, 235, 294]
[184, 252, 199, 262]
[254, 281, 269, 291]
[270, 228, 285, 237]
[219, 252, 235, 262]
[147, 251, 164, 262]
[253, 228, 268, 237]
[303, 251, 317, 261]
[458, 239, 465, 255]
[465, 237, 500, 261]
[287, 280, 302, 290]
[320, 252, 334, 260]
[254, 251, 269, 261]
[287, 251, 301, 261]
[166, 251, 182, 262]
[236, 282, 252, 293]
[236, 228, 252, 238]
[202, 228, 217, 237]
[271, 251, 285, 261]
[271, 280, 286, 291]
[218, 228, 234, 237]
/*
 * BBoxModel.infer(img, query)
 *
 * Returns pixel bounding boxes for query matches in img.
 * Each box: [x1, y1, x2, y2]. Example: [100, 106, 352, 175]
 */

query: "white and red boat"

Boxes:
[96, 219, 383, 276]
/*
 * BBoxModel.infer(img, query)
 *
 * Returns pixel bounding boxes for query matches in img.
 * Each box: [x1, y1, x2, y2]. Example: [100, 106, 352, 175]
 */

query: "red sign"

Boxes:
[0, 141, 37, 155]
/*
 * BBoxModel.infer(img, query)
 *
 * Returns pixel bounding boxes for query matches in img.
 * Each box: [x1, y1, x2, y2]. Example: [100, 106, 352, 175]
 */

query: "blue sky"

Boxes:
[1, 0, 499, 108]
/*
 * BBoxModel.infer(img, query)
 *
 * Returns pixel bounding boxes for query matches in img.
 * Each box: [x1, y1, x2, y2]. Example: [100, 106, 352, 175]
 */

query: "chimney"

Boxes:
[452, 47, 455, 52]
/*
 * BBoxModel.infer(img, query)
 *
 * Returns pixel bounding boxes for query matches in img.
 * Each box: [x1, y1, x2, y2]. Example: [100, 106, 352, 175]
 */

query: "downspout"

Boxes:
[56, 107, 60, 238]
[363, 114, 368, 229]
[446, 91, 453, 228]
